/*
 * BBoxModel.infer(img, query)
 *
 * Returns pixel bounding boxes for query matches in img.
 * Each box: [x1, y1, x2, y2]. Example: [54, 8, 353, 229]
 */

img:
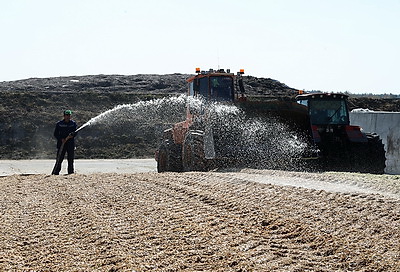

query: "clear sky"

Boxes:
[1, 0, 399, 94]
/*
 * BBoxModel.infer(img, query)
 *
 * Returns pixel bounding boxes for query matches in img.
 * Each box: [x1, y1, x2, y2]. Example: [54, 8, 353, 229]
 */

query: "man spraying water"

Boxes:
[52, 110, 78, 175]
[49, 97, 187, 175]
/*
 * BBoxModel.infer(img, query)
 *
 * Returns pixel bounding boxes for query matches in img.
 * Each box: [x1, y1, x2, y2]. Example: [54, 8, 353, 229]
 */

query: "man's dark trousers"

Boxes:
[54, 142, 75, 175]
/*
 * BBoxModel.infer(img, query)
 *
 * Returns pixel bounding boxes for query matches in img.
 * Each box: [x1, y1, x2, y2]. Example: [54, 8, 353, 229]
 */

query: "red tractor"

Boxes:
[295, 93, 386, 173]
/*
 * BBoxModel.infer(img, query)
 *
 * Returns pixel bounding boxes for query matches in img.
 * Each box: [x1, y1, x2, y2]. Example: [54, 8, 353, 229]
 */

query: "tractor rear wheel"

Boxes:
[182, 131, 208, 172]
[350, 133, 386, 174]
[365, 133, 386, 174]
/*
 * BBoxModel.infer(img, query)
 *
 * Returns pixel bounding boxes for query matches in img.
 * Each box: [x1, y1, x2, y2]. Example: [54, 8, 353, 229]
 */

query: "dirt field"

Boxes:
[0, 170, 399, 271]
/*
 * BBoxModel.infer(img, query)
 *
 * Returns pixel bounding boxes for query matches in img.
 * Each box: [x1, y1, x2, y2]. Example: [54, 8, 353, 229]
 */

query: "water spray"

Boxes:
[51, 93, 310, 174]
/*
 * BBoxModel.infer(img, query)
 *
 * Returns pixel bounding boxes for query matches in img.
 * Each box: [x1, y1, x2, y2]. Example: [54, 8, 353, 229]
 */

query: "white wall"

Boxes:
[350, 111, 400, 174]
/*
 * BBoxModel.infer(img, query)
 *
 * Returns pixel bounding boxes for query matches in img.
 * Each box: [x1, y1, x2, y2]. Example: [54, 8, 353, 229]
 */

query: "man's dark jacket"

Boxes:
[54, 120, 77, 148]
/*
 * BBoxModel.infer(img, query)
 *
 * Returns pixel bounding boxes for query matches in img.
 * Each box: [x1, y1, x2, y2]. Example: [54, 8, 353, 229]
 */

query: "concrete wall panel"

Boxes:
[350, 111, 400, 174]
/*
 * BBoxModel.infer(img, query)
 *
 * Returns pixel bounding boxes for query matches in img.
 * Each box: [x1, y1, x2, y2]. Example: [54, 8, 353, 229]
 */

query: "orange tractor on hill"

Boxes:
[156, 68, 250, 172]
[156, 68, 385, 173]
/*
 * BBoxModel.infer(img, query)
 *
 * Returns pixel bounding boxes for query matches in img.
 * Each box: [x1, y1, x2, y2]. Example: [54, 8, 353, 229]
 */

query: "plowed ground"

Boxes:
[0, 170, 399, 271]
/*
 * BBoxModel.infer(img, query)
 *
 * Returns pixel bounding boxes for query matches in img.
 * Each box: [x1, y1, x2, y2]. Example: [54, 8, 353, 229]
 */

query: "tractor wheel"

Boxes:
[350, 133, 386, 174]
[157, 141, 183, 173]
[182, 131, 208, 172]
[366, 133, 386, 174]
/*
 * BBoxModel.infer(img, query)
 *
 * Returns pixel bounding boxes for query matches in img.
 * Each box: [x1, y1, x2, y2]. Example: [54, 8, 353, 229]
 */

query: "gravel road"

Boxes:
[0, 170, 399, 271]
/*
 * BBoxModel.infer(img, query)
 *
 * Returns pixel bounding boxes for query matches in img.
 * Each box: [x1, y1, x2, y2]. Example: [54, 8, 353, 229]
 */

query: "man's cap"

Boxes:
[64, 110, 73, 115]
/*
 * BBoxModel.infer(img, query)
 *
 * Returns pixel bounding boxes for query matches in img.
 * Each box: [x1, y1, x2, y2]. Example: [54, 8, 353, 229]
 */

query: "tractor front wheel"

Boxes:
[182, 131, 208, 172]
[157, 141, 182, 173]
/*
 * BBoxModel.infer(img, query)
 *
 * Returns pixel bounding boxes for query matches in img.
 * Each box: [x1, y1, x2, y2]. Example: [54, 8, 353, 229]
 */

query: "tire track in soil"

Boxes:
[0, 172, 399, 271]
